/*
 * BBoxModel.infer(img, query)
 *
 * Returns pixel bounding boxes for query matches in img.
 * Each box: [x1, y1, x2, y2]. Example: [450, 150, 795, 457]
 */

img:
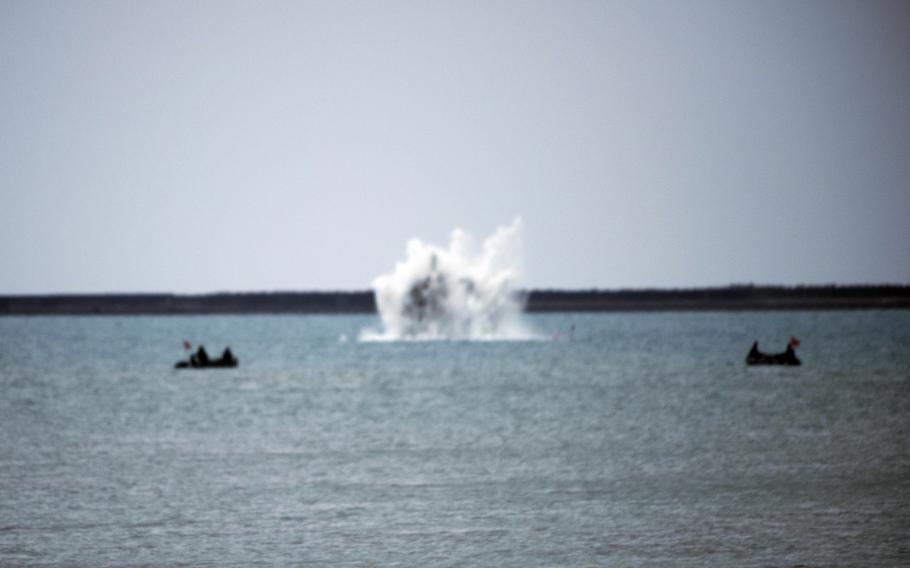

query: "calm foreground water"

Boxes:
[1, 311, 908, 566]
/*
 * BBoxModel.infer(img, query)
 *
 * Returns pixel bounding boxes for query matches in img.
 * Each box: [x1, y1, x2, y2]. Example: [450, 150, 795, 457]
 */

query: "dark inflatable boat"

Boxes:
[175, 346, 238, 369]
[746, 337, 801, 366]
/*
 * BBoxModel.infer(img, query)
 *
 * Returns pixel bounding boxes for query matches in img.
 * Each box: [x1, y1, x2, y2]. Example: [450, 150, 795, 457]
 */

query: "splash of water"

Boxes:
[360, 218, 536, 341]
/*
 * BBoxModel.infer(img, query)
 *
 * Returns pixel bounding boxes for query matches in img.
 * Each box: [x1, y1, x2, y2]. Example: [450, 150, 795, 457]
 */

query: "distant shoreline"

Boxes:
[2, 286, 908, 315]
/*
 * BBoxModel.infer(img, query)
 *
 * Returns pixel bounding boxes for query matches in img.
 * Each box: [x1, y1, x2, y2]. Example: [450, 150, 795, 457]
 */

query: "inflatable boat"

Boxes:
[746, 338, 801, 366]
[175, 346, 238, 369]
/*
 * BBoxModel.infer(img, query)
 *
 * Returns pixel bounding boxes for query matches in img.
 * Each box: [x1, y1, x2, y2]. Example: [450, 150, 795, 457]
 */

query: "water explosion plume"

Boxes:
[362, 218, 535, 341]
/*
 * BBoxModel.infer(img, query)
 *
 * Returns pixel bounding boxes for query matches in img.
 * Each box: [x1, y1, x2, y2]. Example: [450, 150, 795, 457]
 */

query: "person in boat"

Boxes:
[196, 345, 210, 366]
[220, 347, 237, 366]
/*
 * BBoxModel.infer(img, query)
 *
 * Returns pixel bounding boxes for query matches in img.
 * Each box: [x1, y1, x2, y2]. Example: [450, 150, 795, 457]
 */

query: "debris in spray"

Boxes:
[361, 218, 537, 341]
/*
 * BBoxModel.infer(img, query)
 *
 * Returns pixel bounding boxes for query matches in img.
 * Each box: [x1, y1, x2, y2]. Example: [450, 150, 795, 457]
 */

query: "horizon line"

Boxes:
[3, 282, 910, 298]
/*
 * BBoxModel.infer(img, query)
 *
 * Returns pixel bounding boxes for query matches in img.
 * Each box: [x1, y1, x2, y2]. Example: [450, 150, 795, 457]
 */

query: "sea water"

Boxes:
[1, 311, 908, 566]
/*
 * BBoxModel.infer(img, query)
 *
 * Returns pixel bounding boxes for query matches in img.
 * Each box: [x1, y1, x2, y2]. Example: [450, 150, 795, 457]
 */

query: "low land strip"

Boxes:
[1, 286, 908, 315]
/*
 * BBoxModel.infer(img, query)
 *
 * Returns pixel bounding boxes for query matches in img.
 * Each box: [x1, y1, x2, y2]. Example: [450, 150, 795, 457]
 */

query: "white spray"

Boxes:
[360, 218, 536, 341]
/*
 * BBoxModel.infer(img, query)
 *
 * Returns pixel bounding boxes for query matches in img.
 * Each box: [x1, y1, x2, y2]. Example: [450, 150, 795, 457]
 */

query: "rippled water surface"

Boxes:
[1, 311, 909, 566]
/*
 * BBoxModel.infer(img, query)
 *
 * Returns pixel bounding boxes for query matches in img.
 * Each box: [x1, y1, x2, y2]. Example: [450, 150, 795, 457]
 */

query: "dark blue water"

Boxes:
[1, 311, 908, 566]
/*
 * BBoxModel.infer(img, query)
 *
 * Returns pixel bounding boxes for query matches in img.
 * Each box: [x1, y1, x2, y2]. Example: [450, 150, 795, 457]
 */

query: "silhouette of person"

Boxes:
[196, 346, 210, 366]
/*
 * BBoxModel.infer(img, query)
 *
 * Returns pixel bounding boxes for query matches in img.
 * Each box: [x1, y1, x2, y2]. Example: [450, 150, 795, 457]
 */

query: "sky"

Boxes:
[2, 0, 908, 294]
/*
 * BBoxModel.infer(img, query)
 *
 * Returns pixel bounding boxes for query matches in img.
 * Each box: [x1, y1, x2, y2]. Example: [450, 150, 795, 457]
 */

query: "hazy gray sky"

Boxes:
[2, 0, 908, 293]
